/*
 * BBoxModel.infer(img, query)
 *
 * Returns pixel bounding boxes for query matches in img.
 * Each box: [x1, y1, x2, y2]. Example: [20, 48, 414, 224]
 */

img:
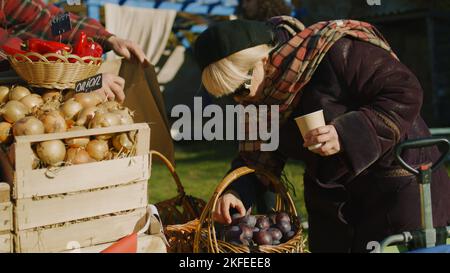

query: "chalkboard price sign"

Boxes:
[51, 12, 72, 36]
[75, 74, 103, 93]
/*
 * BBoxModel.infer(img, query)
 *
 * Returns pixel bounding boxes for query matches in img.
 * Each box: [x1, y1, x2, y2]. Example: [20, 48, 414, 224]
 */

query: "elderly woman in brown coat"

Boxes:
[193, 16, 450, 253]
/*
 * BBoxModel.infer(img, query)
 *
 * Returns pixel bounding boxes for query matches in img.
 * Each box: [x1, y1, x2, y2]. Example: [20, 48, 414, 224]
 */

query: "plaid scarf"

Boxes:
[239, 16, 398, 178]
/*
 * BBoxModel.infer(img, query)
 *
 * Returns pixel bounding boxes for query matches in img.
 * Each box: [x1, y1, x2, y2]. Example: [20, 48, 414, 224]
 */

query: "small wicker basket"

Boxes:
[8, 52, 102, 90]
[151, 151, 206, 253]
[193, 167, 306, 253]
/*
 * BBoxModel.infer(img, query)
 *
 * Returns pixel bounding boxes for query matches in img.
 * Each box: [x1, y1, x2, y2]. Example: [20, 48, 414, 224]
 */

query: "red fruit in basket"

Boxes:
[252, 227, 260, 237]
[1, 37, 26, 56]
[224, 225, 241, 242]
[254, 230, 273, 246]
[268, 228, 283, 242]
[256, 216, 270, 230]
[276, 212, 291, 224]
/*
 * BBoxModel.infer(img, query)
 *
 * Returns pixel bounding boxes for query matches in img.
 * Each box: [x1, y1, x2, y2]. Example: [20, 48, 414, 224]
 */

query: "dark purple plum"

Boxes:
[252, 227, 260, 237]
[225, 225, 242, 242]
[254, 230, 273, 246]
[241, 215, 257, 228]
[256, 216, 271, 230]
[276, 212, 291, 224]
[282, 230, 296, 242]
[272, 240, 281, 246]
[277, 221, 292, 234]
[268, 228, 283, 241]
[240, 224, 254, 242]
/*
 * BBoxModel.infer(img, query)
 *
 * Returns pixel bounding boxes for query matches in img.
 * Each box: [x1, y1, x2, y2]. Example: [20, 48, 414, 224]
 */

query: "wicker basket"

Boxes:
[8, 52, 102, 90]
[151, 151, 206, 253]
[193, 166, 306, 253]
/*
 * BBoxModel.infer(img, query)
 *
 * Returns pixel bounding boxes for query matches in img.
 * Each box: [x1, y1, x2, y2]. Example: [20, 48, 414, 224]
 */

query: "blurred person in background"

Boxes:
[238, 0, 292, 21]
[0, 0, 149, 102]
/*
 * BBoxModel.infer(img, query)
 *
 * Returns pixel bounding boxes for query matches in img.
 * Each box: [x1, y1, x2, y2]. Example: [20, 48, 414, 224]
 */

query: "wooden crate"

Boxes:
[0, 123, 151, 200]
[0, 183, 12, 253]
[15, 207, 148, 253]
[0, 123, 152, 253]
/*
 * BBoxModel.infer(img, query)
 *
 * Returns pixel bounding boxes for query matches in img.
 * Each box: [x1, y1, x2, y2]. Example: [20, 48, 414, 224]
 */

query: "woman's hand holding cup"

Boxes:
[303, 125, 341, 156]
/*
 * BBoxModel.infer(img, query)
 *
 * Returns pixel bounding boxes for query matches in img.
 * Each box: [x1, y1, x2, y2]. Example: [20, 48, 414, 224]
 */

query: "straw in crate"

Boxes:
[8, 52, 102, 90]
[193, 167, 306, 253]
[151, 151, 206, 253]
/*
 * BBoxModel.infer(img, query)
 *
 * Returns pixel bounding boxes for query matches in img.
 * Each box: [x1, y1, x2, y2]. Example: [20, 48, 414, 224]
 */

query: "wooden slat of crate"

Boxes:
[0, 123, 151, 200]
[62, 234, 167, 253]
[13, 155, 149, 199]
[0, 233, 12, 253]
[15, 180, 148, 230]
[15, 207, 148, 253]
[0, 202, 12, 232]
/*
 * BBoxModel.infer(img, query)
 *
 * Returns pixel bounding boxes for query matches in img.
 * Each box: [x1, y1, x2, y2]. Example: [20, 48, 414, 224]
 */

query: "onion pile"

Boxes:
[0, 84, 136, 170]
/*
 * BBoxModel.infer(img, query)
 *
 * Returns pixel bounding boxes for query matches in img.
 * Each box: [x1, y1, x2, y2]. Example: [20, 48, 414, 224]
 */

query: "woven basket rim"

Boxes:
[8, 51, 102, 65]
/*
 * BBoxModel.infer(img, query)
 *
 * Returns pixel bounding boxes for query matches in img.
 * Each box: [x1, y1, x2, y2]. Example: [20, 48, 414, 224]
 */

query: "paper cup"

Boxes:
[295, 110, 326, 151]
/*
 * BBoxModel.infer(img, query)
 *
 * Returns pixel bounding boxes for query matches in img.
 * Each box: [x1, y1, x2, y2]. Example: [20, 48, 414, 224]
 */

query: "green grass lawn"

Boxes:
[149, 141, 450, 225]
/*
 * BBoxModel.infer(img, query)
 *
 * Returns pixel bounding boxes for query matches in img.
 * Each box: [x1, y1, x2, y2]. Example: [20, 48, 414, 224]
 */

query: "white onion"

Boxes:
[86, 139, 109, 161]
[65, 126, 90, 148]
[88, 112, 121, 129]
[111, 109, 134, 125]
[65, 148, 93, 165]
[97, 101, 121, 112]
[20, 94, 44, 110]
[112, 133, 134, 153]
[60, 99, 83, 120]
[13, 116, 45, 136]
[0, 100, 29, 123]
[36, 140, 66, 167]
[74, 92, 102, 108]
[39, 110, 67, 133]
[76, 106, 100, 126]
[9, 86, 31, 101]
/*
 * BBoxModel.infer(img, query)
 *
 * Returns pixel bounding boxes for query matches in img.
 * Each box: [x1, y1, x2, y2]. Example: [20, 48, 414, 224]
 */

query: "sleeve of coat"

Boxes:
[328, 38, 423, 176]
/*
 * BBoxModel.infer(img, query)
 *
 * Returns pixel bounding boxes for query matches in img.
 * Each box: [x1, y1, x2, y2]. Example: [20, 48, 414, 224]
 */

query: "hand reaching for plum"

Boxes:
[213, 192, 246, 225]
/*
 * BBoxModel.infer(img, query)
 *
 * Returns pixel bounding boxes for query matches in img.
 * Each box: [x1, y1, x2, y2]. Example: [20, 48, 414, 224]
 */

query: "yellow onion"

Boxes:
[111, 109, 134, 125]
[88, 112, 121, 129]
[0, 100, 29, 123]
[9, 86, 31, 101]
[112, 133, 134, 153]
[65, 126, 90, 148]
[20, 94, 44, 110]
[76, 106, 100, 126]
[89, 112, 121, 140]
[13, 116, 45, 136]
[65, 148, 93, 165]
[39, 111, 67, 133]
[42, 90, 62, 102]
[0, 86, 10, 104]
[74, 92, 102, 108]
[0, 122, 12, 144]
[86, 139, 109, 161]
[36, 140, 66, 167]
[60, 99, 83, 120]
[97, 101, 121, 112]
